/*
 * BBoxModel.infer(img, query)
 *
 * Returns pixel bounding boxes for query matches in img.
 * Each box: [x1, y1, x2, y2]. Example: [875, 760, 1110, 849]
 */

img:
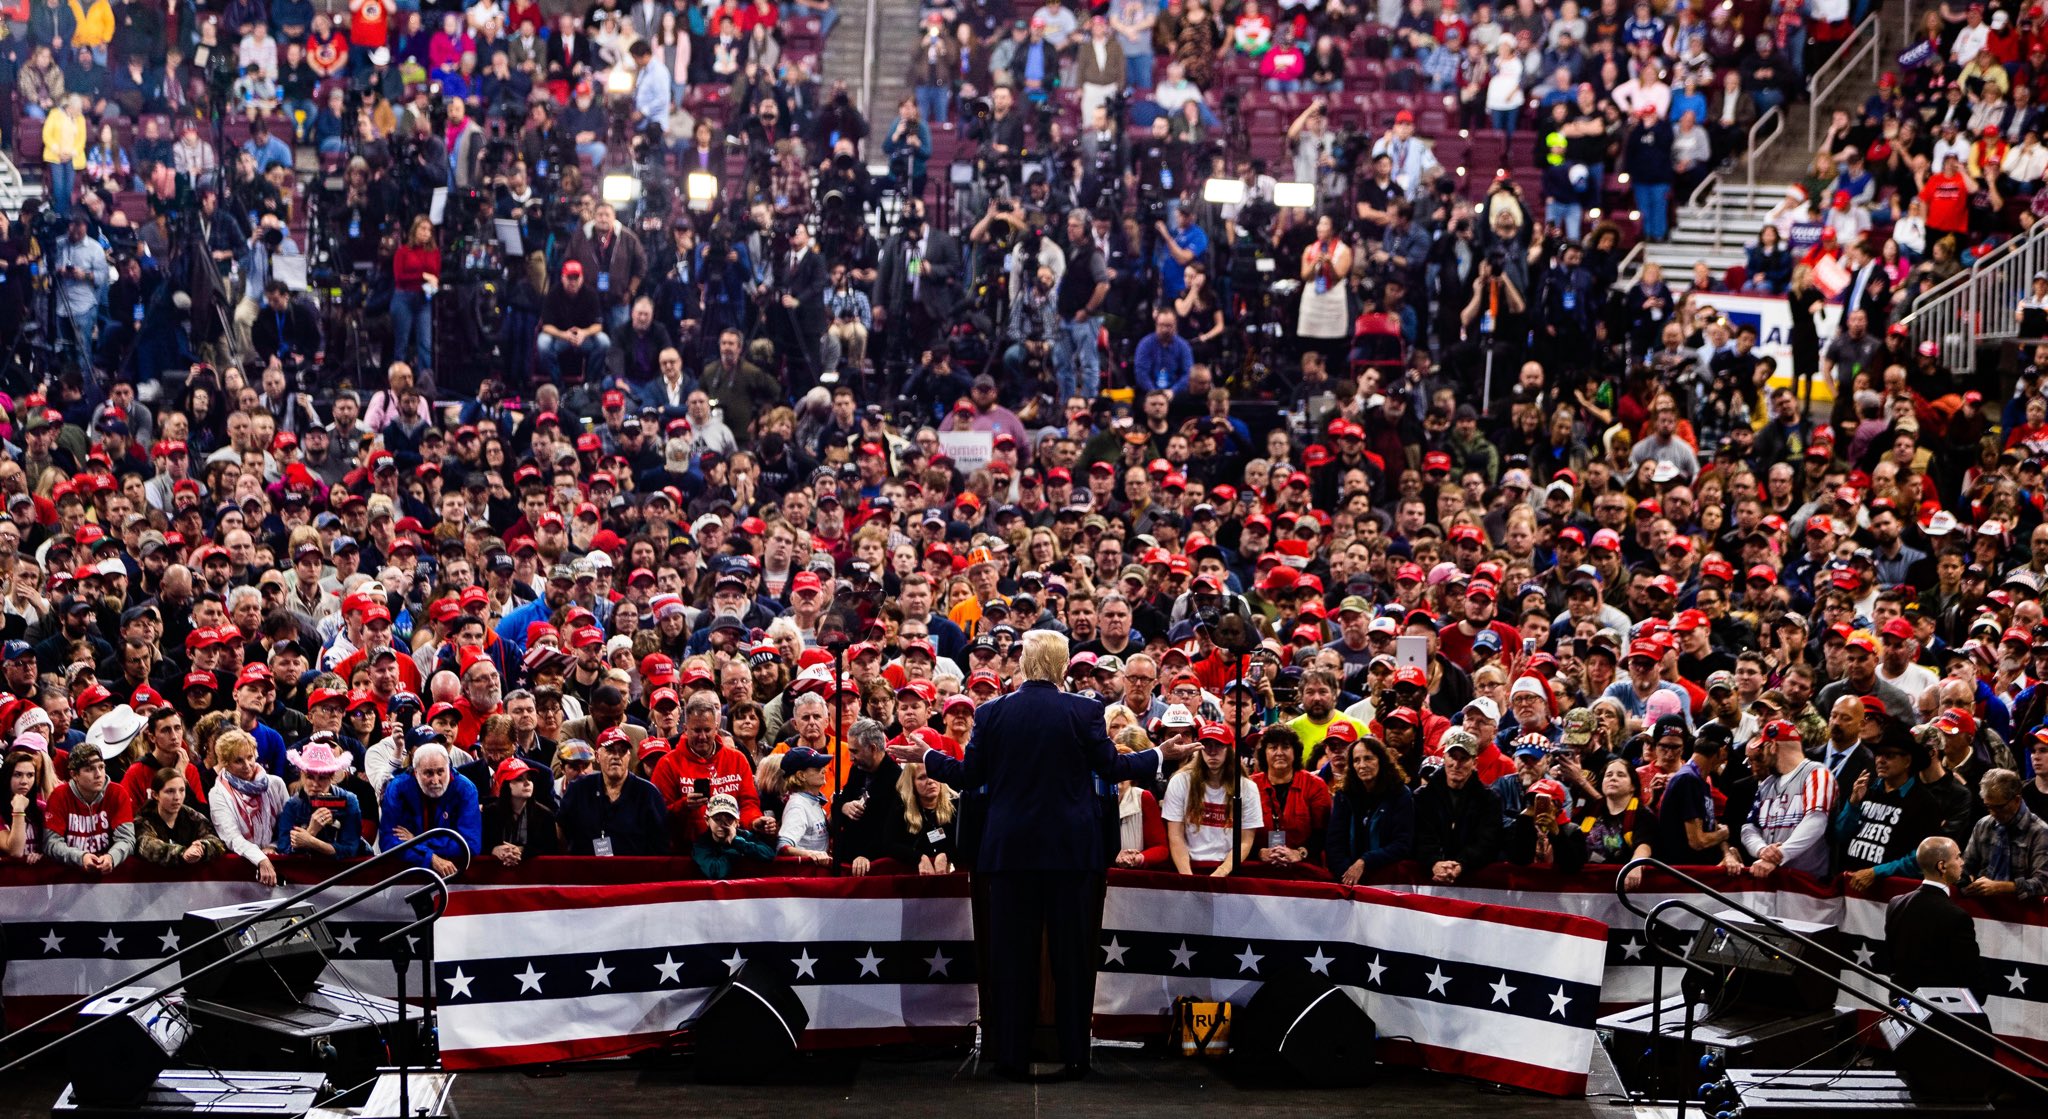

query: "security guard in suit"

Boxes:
[1885, 835, 1983, 997]
[891, 630, 1173, 1080]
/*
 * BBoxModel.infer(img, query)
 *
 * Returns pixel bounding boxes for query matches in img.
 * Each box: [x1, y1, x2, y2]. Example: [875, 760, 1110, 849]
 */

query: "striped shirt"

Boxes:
[1741, 759, 1837, 878]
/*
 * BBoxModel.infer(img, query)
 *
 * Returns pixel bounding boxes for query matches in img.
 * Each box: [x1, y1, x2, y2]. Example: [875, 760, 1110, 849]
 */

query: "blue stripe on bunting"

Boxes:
[1, 921, 411, 961]
[1098, 926, 1606, 1029]
[430, 940, 978, 1005]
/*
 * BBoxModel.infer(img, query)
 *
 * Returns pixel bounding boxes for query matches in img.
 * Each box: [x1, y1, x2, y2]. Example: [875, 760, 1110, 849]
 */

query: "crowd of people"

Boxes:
[0, 0, 2040, 970]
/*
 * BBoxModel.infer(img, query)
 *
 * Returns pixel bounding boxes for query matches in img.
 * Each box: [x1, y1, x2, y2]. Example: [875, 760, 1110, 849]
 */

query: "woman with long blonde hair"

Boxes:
[895, 761, 958, 873]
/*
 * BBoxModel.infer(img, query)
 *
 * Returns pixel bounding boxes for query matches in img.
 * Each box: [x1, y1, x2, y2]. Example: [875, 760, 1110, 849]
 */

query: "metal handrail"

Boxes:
[0, 828, 470, 1058]
[1684, 166, 1725, 250]
[1808, 15, 1884, 152]
[1616, 858, 2048, 1103]
[1898, 220, 2048, 373]
[859, 0, 879, 115]
[0, 862, 451, 1076]
[1743, 105, 1783, 197]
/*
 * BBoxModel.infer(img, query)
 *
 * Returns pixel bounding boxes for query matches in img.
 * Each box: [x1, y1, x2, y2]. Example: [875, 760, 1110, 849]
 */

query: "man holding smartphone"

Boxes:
[648, 691, 775, 850]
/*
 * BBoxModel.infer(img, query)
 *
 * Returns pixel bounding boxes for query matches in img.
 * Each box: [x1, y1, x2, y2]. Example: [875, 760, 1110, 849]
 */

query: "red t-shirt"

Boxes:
[1435, 619, 1523, 672]
[1923, 172, 1970, 234]
[349, 0, 390, 49]
[44, 781, 135, 856]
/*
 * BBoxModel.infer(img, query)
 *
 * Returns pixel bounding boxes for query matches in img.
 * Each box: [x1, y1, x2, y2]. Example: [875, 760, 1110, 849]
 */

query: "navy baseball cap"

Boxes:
[2, 640, 30, 660]
[782, 745, 832, 773]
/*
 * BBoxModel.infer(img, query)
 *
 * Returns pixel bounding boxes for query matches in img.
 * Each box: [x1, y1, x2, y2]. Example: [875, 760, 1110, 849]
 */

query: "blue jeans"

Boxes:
[538, 330, 611, 379]
[1054, 314, 1101, 401]
[915, 83, 950, 126]
[1634, 182, 1671, 241]
[1265, 78, 1301, 93]
[1546, 200, 1582, 243]
[47, 161, 73, 214]
[1125, 51, 1154, 90]
[576, 140, 607, 167]
[1490, 108, 1517, 138]
[391, 288, 433, 370]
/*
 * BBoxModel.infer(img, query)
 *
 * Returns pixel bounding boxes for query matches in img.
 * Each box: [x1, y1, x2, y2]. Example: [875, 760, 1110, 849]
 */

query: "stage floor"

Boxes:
[449, 1051, 1641, 1119]
[2, 1048, 1638, 1119]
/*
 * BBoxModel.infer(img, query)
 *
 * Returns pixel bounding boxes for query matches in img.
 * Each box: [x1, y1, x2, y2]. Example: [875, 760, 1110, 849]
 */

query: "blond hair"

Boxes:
[1019, 629, 1069, 684]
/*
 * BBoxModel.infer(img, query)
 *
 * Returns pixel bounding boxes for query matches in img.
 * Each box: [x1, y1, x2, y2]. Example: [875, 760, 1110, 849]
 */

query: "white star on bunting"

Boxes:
[1304, 947, 1333, 975]
[792, 949, 817, 979]
[158, 929, 181, 953]
[100, 930, 123, 954]
[334, 930, 361, 954]
[855, 948, 884, 977]
[1424, 966, 1451, 996]
[1489, 975, 1518, 1006]
[925, 948, 952, 977]
[444, 969, 475, 999]
[1102, 937, 1128, 966]
[1169, 940, 1197, 970]
[1548, 986, 1572, 1017]
[1620, 937, 1644, 960]
[1365, 954, 1387, 985]
[1234, 945, 1263, 974]
[514, 963, 546, 994]
[39, 930, 62, 954]
[2008, 969, 2030, 995]
[654, 954, 683, 984]
[723, 950, 747, 975]
[1853, 945, 1876, 968]
[586, 959, 614, 989]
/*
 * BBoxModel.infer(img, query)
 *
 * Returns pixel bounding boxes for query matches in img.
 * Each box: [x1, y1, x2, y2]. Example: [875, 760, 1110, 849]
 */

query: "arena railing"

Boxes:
[1615, 856, 2048, 1119]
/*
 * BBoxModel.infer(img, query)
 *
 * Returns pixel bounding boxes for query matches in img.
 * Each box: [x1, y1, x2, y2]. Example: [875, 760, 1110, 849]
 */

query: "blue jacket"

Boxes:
[276, 788, 367, 858]
[920, 680, 1160, 872]
[1325, 783, 1415, 878]
[1132, 332, 1193, 394]
[378, 772, 484, 868]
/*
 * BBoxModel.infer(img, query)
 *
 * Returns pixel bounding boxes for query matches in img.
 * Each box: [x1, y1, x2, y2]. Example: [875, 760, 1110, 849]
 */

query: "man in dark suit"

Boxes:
[773, 222, 829, 386]
[1808, 695, 1873, 798]
[890, 630, 1181, 1080]
[874, 199, 963, 372]
[1885, 836, 1981, 995]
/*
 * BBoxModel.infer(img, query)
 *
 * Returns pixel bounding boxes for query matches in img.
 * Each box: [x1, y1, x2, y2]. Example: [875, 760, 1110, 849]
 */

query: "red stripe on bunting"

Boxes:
[1108, 869, 1610, 941]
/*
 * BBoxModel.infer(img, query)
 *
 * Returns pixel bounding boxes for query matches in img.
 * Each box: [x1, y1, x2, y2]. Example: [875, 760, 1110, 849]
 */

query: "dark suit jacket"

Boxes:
[875, 228, 964, 320]
[1808, 741, 1872, 801]
[546, 32, 595, 80]
[779, 247, 828, 333]
[1885, 882, 1981, 995]
[920, 680, 1159, 872]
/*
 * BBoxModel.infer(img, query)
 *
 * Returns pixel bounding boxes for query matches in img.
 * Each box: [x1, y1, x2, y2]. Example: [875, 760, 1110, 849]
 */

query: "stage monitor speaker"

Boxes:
[1682, 909, 1840, 1015]
[64, 986, 191, 1107]
[186, 982, 427, 1095]
[1876, 986, 1994, 1101]
[180, 900, 334, 1003]
[1229, 975, 1377, 1088]
[686, 962, 810, 1082]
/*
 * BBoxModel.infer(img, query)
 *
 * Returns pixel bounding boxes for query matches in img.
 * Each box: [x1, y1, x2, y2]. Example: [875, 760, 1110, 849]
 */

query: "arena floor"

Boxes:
[2, 1045, 1639, 1119]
